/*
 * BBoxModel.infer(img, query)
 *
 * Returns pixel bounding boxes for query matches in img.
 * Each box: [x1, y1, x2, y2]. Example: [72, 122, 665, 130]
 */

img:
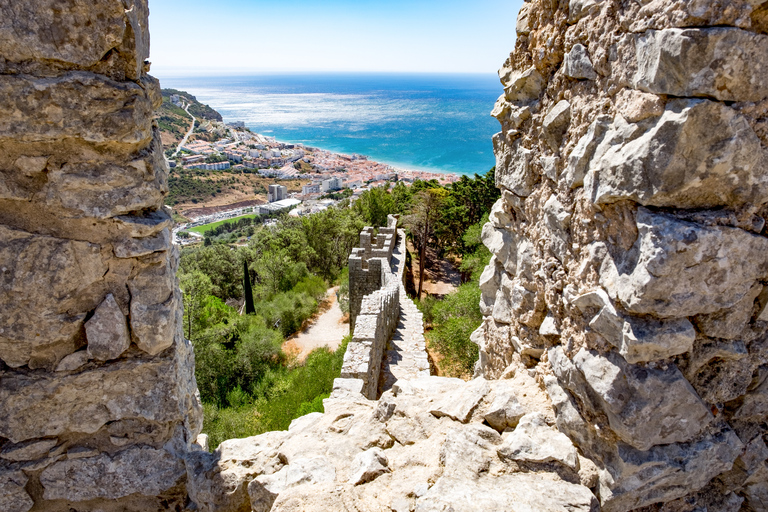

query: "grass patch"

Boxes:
[188, 214, 262, 234]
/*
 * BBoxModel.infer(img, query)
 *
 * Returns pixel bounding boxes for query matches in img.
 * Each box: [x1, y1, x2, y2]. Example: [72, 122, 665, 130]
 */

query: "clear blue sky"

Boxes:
[148, 0, 523, 75]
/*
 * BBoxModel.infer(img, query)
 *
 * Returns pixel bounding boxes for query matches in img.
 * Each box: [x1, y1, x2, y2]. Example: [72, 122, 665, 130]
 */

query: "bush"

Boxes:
[427, 283, 483, 377]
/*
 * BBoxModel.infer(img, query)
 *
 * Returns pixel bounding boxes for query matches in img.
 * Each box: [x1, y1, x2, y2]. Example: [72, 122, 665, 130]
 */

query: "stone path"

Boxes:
[378, 284, 431, 396]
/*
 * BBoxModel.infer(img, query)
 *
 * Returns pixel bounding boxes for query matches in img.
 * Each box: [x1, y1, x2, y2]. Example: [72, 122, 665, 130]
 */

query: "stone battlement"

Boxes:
[347, 214, 399, 329]
[341, 217, 405, 399]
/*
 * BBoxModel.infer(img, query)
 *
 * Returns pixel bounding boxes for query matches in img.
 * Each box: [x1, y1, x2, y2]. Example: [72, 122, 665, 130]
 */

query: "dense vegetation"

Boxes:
[180, 170, 498, 448]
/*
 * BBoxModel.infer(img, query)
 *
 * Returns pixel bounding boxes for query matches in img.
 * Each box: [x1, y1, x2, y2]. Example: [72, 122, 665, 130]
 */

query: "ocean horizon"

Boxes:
[157, 73, 502, 176]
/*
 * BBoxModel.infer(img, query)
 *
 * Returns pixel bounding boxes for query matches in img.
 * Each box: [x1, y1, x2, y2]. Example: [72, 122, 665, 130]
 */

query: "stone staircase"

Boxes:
[377, 284, 431, 396]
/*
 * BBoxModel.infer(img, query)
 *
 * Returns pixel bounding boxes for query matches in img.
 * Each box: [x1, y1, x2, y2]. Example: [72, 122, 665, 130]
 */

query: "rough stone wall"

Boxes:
[476, 1, 768, 510]
[348, 215, 399, 329]
[342, 220, 404, 399]
[0, 1, 202, 510]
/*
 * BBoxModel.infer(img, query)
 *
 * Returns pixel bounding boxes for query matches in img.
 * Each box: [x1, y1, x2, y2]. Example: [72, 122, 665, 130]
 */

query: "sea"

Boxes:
[158, 73, 502, 176]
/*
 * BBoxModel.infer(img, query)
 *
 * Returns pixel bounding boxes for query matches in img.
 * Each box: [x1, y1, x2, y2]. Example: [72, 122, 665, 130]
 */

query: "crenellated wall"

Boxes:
[0, 1, 202, 510]
[341, 216, 403, 399]
[347, 215, 399, 330]
[476, 1, 768, 510]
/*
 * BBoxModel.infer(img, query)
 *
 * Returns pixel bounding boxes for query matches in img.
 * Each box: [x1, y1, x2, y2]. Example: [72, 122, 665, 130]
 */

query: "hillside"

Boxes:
[155, 88, 223, 153]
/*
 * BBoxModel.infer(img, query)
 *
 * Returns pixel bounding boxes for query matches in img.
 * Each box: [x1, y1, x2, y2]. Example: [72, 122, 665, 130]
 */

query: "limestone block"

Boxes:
[543, 194, 571, 263]
[0, 470, 33, 512]
[46, 130, 169, 218]
[693, 283, 762, 339]
[86, 294, 131, 361]
[489, 198, 512, 229]
[569, 0, 604, 23]
[478, 256, 501, 315]
[615, 89, 664, 123]
[494, 135, 536, 196]
[600, 208, 768, 318]
[1, 439, 58, 462]
[0, 225, 107, 368]
[415, 474, 597, 511]
[483, 383, 526, 431]
[430, 378, 489, 423]
[516, 2, 532, 35]
[587, 302, 695, 363]
[564, 116, 610, 189]
[573, 349, 712, 451]
[0, 72, 154, 146]
[0, 0, 148, 78]
[187, 431, 287, 512]
[481, 223, 516, 274]
[130, 292, 177, 356]
[563, 44, 597, 80]
[40, 446, 185, 501]
[633, 27, 768, 101]
[54, 351, 90, 372]
[587, 99, 765, 208]
[542, 100, 571, 151]
[498, 412, 579, 470]
[599, 426, 744, 511]
[349, 448, 389, 485]
[114, 208, 173, 238]
[115, 228, 171, 258]
[500, 66, 545, 103]
[0, 345, 190, 443]
[440, 424, 501, 478]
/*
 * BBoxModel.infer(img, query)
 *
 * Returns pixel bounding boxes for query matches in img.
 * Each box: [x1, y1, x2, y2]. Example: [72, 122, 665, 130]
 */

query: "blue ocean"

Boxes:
[158, 73, 502, 176]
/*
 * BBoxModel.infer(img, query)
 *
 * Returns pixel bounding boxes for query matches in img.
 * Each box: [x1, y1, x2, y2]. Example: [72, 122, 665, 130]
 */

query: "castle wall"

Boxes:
[0, 1, 202, 510]
[478, 1, 768, 510]
[342, 216, 403, 399]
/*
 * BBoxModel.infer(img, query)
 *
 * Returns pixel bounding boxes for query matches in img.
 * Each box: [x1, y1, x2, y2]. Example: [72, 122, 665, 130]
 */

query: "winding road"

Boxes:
[173, 102, 197, 157]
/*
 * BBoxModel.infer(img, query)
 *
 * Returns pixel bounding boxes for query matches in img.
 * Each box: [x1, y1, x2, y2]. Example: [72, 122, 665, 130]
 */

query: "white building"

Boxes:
[268, 184, 288, 203]
[321, 177, 343, 192]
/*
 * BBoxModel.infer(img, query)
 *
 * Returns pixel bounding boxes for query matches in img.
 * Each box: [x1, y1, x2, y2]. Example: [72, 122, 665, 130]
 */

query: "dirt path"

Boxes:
[283, 286, 348, 361]
[408, 243, 462, 298]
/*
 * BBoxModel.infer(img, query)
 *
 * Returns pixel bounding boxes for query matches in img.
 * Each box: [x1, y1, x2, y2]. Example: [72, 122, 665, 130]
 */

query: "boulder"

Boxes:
[600, 208, 768, 318]
[430, 378, 489, 423]
[632, 27, 768, 102]
[501, 67, 545, 103]
[483, 385, 526, 431]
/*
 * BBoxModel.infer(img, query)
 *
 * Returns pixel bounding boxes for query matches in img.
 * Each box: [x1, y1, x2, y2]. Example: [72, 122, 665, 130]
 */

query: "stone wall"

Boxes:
[0, 1, 202, 510]
[341, 220, 404, 399]
[476, 1, 768, 510]
[348, 215, 399, 329]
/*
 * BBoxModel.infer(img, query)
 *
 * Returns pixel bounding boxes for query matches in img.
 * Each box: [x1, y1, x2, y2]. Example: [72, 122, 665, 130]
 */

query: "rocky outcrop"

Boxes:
[477, 1, 768, 510]
[0, 0, 202, 510]
[186, 374, 599, 512]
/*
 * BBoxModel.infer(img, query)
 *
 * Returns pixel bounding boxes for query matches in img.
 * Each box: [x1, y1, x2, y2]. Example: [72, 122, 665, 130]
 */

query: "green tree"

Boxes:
[354, 186, 395, 227]
[404, 188, 448, 299]
[179, 270, 213, 340]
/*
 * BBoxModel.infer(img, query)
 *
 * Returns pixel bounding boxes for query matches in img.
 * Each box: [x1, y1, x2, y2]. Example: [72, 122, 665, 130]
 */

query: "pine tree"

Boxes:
[243, 259, 255, 315]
